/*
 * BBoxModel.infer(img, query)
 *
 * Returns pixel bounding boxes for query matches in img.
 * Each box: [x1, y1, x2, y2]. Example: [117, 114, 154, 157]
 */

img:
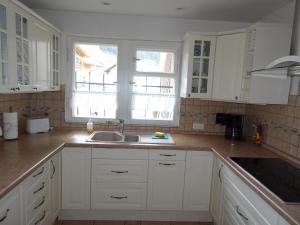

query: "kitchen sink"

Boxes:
[86, 131, 140, 143]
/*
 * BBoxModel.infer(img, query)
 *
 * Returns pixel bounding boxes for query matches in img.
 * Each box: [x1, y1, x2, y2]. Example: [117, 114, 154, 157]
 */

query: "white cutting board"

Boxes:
[139, 133, 175, 144]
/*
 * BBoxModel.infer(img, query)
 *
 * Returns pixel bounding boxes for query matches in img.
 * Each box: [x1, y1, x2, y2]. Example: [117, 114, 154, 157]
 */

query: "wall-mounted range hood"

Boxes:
[252, 55, 300, 76]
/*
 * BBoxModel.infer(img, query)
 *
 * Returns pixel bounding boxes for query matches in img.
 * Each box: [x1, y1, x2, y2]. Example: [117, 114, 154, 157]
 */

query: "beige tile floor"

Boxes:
[54, 221, 213, 225]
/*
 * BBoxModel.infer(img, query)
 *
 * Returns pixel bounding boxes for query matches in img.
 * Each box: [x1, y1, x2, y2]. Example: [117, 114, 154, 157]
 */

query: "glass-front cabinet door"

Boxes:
[189, 37, 216, 98]
[0, 1, 8, 91]
[15, 9, 31, 90]
[51, 31, 60, 90]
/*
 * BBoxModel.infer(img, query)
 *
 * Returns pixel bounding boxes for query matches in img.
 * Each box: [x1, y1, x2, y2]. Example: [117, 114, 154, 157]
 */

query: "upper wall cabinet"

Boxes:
[180, 33, 216, 99]
[0, 0, 61, 93]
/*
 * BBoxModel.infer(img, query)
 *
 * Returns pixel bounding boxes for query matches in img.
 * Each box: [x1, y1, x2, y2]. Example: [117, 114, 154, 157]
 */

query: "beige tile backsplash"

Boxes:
[2, 84, 299, 160]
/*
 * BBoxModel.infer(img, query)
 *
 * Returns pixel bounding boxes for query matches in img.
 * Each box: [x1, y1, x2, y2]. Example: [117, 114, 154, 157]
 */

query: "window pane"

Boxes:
[203, 41, 210, 57]
[15, 14, 21, 36]
[194, 41, 202, 56]
[1, 32, 7, 61]
[0, 4, 6, 30]
[132, 76, 175, 95]
[72, 43, 118, 119]
[192, 58, 200, 76]
[131, 94, 175, 120]
[136, 50, 174, 73]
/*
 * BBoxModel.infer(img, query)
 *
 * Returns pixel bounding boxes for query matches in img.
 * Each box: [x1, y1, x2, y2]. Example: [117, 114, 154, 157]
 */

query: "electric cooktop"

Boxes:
[230, 157, 300, 204]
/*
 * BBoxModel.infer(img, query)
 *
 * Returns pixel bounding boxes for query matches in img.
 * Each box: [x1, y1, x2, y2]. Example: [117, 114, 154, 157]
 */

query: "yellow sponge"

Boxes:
[154, 132, 165, 137]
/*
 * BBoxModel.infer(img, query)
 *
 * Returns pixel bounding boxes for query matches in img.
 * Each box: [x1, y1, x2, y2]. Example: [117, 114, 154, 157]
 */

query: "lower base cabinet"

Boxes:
[211, 156, 290, 225]
[62, 147, 91, 210]
[147, 160, 186, 210]
[0, 188, 21, 225]
[183, 151, 213, 211]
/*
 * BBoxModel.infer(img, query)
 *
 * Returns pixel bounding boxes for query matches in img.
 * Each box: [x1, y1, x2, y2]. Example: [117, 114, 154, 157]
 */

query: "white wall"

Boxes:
[35, 9, 250, 41]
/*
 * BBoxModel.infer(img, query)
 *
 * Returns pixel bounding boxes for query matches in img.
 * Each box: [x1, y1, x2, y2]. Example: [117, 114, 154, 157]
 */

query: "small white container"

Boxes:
[3, 112, 18, 139]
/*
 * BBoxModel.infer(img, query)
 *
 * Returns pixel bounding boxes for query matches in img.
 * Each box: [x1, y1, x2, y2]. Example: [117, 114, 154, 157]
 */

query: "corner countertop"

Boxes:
[0, 129, 299, 225]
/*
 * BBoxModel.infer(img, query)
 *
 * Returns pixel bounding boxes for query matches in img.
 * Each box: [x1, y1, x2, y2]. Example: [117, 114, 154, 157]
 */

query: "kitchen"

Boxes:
[0, 0, 300, 225]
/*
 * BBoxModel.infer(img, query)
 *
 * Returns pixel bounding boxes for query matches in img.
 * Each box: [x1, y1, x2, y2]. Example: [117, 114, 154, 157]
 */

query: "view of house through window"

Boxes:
[72, 43, 118, 119]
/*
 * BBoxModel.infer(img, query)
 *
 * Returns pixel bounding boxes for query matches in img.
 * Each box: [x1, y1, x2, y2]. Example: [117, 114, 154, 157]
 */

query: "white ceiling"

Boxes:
[20, 0, 294, 22]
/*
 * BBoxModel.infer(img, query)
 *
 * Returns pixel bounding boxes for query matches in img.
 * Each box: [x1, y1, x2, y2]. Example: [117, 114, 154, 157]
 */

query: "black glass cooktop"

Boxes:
[230, 157, 300, 204]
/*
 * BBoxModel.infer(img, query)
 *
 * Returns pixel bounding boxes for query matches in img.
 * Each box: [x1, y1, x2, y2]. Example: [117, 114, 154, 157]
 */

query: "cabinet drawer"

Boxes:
[28, 206, 49, 225]
[92, 159, 148, 183]
[25, 174, 49, 206]
[91, 183, 147, 210]
[149, 150, 186, 161]
[23, 163, 49, 189]
[26, 194, 50, 225]
[223, 175, 271, 225]
[92, 148, 148, 159]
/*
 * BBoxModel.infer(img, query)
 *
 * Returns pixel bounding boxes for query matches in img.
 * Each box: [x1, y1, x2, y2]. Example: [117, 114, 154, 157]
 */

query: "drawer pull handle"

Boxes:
[218, 165, 223, 183]
[50, 160, 56, 179]
[160, 154, 176, 157]
[236, 206, 248, 221]
[34, 210, 46, 225]
[159, 163, 176, 166]
[0, 209, 9, 222]
[33, 182, 45, 194]
[33, 167, 44, 178]
[110, 195, 128, 200]
[34, 196, 46, 210]
[111, 170, 129, 174]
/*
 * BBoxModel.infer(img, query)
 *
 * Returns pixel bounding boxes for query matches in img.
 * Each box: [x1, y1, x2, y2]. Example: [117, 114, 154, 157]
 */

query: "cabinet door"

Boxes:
[212, 33, 246, 102]
[147, 160, 185, 210]
[0, 0, 9, 92]
[62, 148, 91, 209]
[50, 152, 61, 220]
[13, 5, 32, 91]
[30, 18, 51, 91]
[0, 188, 21, 225]
[183, 151, 213, 211]
[210, 156, 223, 224]
[50, 31, 60, 90]
[187, 36, 216, 98]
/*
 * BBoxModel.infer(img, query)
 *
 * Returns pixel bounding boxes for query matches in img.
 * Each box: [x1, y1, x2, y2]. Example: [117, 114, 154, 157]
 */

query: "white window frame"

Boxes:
[65, 36, 180, 127]
[126, 40, 180, 126]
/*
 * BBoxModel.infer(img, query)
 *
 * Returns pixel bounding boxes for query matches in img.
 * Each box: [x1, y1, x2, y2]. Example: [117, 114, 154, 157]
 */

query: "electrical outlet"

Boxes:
[192, 123, 204, 130]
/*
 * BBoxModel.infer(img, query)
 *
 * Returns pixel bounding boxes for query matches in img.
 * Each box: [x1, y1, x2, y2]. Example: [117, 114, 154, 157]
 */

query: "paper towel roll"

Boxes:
[3, 112, 18, 140]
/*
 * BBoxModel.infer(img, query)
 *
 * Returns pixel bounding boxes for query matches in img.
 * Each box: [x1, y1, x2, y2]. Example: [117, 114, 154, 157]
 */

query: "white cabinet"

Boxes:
[62, 147, 91, 210]
[210, 156, 223, 224]
[0, 0, 60, 93]
[30, 17, 51, 91]
[183, 151, 213, 211]
[180, 33, 216, 99]
[50, 152, 61, 220]
[0, 188, 21, 225]
[212, 32, 247, 102]
[147, 160, 185, 210]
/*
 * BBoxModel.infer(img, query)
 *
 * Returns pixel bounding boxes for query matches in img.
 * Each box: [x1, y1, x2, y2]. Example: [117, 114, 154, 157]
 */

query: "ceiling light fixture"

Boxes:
[102, 2, 111, 6]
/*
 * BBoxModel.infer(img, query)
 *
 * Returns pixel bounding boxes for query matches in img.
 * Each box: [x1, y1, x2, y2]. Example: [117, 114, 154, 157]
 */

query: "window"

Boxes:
[130, 49, 177, 122]
[66, 37, 180, 126]
[72, 43, 118, 119]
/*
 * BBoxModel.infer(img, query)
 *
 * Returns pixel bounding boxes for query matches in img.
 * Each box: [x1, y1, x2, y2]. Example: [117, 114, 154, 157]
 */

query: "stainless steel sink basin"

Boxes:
[86, 131, 140, 143]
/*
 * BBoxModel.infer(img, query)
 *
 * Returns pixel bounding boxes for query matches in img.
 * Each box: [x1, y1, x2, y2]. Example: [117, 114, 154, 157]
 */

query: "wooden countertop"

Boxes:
[0, 129, 299, 224]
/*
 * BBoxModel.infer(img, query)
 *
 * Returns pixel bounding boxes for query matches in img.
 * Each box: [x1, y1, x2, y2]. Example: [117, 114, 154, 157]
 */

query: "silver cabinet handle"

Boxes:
[34, 210, 46, 225]
[218, 165, 223, 183]
[50, 160, 56, 179]
[33, 182, 45, 194]
[33, 167, 44, 178]
[110, 195, 128, 200]
[111, 170, 128, 174]
[160, 154, 176, 157]
[0, 209, 9, 223]
[159, 163, 176, 166]
[236, 206, 249, 221]
[34, 196, 46, 210]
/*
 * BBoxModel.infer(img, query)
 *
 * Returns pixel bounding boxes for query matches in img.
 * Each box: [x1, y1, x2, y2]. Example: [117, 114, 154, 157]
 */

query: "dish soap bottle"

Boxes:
[86, 118, 94, 133]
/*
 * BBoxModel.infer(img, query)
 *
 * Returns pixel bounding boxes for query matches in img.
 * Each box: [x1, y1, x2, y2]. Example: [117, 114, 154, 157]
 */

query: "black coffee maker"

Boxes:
[216, 113, 244, 140]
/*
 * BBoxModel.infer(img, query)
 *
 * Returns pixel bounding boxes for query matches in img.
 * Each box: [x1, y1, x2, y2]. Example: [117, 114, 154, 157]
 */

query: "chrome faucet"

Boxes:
[109, 118, 125, 134]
